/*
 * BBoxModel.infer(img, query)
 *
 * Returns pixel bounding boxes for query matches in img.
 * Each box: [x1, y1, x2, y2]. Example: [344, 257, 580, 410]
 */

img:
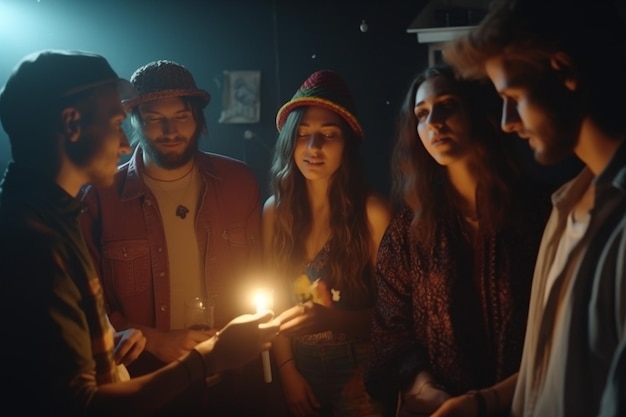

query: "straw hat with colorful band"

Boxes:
[123, 60, 210, 111]
[275, 70, 364, 140]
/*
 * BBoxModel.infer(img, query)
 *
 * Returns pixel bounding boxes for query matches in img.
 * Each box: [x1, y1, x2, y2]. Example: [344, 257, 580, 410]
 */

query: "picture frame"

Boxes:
[219, 70, 261, 124]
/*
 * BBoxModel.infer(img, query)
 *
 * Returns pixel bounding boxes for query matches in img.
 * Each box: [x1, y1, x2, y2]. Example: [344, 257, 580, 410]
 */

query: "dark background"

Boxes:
[2, 0, 618, 199]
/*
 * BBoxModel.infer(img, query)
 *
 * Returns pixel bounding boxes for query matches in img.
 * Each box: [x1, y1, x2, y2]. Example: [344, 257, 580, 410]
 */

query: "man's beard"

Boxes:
[140, 133, 199, 169]
[533, 105, 580, 166]
[534, 132, 577, 166]
[531, 78, 582, 166]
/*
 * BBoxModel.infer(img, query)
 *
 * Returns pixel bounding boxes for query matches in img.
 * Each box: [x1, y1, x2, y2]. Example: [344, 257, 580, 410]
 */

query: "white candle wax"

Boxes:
[254, 288, 273, 383]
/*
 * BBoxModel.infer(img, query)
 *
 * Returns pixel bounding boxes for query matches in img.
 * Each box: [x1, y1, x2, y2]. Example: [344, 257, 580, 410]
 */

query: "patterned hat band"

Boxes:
[123, 88, 209, 112]
[276, 97, 363, 139]
[123, 60, 210, 111]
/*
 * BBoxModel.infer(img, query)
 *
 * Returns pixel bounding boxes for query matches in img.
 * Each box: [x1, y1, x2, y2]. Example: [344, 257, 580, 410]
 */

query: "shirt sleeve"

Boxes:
[2, 232, 99, 415]
[79, 186, 125, 328]
[597, 226, 626, 417]
[365, 210, 428, 403]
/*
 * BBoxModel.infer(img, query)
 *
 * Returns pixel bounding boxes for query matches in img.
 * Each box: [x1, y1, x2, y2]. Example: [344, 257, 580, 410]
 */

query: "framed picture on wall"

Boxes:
[219, 70, 261, 124]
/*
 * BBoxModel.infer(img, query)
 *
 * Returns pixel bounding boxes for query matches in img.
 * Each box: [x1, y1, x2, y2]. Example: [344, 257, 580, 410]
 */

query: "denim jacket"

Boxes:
[80, 146, 262, 332]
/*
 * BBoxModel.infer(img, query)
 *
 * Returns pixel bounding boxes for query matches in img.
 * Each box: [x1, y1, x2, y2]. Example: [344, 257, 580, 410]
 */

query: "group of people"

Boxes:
[0, 0, 624, 416]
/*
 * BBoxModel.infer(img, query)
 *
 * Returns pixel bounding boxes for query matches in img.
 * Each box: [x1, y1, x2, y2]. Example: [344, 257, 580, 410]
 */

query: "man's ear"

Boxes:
[550, 52, 577, 91]
[61, 108, 81, 142]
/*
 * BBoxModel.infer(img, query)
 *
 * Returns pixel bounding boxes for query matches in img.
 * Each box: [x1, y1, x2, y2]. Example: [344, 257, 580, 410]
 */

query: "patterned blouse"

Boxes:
[365, 194, 551, 402]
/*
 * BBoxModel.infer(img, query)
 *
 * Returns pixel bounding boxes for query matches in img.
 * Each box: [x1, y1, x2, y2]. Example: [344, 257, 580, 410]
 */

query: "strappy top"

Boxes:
[293, 241, 373, 345]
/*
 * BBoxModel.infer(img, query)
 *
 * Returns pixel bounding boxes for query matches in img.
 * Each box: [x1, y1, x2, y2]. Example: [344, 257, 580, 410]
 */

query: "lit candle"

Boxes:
[254, 288, 273, 383]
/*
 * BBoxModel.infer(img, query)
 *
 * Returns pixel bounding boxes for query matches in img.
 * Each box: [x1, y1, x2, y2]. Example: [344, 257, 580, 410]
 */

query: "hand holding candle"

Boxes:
[253, 288, 274, 383]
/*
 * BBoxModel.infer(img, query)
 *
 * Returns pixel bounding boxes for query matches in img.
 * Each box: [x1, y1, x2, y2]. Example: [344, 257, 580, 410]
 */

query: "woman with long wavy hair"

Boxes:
[364, 65, 553, 417]
[264, 70, 391, 417]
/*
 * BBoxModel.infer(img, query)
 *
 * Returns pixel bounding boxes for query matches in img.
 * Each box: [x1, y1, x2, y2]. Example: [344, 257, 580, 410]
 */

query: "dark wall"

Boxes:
[0, 0, 429, 199]
[5, 0, 615, 197]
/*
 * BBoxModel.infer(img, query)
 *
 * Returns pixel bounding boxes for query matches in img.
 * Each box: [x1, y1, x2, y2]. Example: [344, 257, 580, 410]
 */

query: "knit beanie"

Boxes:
[123, 60, 210, 111]
[275, 70, 363, 139]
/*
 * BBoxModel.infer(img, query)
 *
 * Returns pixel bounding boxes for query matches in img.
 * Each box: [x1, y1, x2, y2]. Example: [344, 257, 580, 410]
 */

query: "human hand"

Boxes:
[114, 328, 146, 366]
[399, 386, 451, 416]
[196, 311, 279, 373]
[428, 394, 477, 417]
[280, 367, 320, 417]
[398, 371, 451, 417]
[276, 301, 329, 335]
[149, 328, 214, 363]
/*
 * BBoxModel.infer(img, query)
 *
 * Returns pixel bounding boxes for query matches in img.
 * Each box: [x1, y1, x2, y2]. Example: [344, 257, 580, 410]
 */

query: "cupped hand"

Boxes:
[276, 301, 329, 335]
[400, 382, 451, 416]
[149, 328, 214, 363]
[202, 311, 280, 372]
[429, 394, 478, 417]
[114, 328, 146, 366]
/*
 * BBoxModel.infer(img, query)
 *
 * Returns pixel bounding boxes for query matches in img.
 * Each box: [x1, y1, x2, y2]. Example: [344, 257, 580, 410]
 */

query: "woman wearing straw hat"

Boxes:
[265, 70, 392, 417]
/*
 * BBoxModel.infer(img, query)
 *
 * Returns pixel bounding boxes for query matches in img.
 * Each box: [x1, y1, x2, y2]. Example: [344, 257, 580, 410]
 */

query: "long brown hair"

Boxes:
[268, 107, 372, 304]
[392, 65, 523, 247]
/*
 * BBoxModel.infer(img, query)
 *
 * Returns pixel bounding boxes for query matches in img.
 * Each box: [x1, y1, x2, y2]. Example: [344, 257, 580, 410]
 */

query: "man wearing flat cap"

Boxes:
[80, 60, 281, 416]
[0, 50, 279, 416]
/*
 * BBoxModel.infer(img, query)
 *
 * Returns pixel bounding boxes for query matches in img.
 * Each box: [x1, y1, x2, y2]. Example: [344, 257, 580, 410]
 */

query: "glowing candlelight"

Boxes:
[254, 288, 273, 383]
[253, 289, 273, 314]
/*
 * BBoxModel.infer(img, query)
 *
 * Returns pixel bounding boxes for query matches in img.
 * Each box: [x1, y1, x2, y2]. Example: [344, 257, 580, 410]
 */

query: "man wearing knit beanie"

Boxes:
[80, 60, 280, 416]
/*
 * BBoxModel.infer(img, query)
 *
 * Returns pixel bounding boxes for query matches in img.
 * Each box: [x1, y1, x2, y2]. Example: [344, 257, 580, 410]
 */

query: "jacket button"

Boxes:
[160, 305, 167, 312]
[159, 271, 165, 277]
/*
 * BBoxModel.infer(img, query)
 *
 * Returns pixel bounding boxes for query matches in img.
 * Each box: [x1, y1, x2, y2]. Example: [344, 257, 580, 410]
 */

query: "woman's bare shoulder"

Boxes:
[366, 193, 392, 244]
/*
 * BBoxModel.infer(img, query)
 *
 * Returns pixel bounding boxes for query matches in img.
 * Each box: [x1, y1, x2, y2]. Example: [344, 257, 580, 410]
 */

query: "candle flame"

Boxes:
[253, 288, 273, 313]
